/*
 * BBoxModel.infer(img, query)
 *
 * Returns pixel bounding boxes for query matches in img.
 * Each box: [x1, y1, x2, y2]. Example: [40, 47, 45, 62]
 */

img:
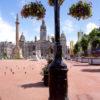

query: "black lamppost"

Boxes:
[49, 0, 68, 100]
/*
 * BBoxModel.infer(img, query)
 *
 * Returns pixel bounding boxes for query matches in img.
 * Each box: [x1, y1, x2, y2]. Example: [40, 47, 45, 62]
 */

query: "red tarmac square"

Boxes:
[66, 60, 100, 100]
[0, 59, 100, 100]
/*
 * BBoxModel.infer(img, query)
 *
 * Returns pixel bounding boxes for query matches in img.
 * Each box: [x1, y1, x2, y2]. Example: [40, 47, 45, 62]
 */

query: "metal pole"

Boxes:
[55, 0, 60, 43]
[48, 0, 68, 100]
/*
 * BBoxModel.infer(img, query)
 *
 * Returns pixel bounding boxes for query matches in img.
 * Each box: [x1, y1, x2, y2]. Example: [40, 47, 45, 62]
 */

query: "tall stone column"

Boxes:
[16, 14, 19, 47]
[12, 14, 23, 59]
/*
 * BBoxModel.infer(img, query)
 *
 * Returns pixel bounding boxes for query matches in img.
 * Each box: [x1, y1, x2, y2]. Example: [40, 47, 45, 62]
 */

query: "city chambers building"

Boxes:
[0, 15, 67, 59]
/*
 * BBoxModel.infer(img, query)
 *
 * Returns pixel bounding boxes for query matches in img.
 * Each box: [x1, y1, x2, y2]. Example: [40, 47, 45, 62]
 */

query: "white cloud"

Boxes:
[61, 19, 78, 46]
[47, 27, 54, 36]
[61, 19, 74, 33]
[85, 22, 99, 34]
[0, 17, 15, 43]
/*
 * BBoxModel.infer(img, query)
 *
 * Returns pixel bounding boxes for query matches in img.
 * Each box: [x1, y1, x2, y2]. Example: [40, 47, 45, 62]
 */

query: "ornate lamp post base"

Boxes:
[49, 60, 68, 100]
[49, 45, 68, 100]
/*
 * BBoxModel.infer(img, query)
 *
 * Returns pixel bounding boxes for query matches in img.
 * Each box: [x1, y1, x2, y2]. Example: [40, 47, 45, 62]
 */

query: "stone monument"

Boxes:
[12, 14, 23, 59]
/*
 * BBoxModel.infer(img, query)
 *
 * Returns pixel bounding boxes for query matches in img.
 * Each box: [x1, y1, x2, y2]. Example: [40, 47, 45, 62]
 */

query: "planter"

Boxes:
[81, 57, 89, 63]
[89, 58, 100, 65]
[75, 57, 89, 63]
[76, 57, 81, 62]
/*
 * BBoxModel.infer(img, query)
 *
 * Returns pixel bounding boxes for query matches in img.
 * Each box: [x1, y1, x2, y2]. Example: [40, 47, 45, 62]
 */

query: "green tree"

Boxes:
[80, 34, 88, 55]
[89, 28, 100, 41]
[3, 52, 7, 59]
[89, 28, 100, 50]
[91, 37, 100, 50]
[73, 42, 79, 55]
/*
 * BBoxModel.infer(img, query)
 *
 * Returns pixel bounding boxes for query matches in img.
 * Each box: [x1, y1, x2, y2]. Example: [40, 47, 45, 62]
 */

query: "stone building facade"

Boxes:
[0, 42, 14, 59]
[19, 19, 53, 59]
[0, 17, 67, 59]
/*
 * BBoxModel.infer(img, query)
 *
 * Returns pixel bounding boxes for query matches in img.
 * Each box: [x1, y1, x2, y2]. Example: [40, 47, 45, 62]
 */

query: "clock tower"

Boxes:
[40, 19, 47, 41]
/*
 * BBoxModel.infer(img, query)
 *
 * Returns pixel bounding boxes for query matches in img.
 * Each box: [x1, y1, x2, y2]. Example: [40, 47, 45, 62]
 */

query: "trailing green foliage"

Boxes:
[41, 59, 53, 86]
[41, 59, 53, 76]
[68, 1, 92, 20]
[21, 1, 46, 20]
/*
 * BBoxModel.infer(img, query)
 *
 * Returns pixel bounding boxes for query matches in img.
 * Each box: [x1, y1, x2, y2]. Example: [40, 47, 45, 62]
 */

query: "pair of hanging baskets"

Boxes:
[68, 1, 92, 20]
[48, 0, 64, 6]
[48, 0, 92, 20]
[21, 0, 92, 20]
[21, 1, 46, 20]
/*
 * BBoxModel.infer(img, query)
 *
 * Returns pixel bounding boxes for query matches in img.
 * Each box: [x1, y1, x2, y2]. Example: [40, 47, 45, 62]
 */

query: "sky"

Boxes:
[0, 0, 100, 46]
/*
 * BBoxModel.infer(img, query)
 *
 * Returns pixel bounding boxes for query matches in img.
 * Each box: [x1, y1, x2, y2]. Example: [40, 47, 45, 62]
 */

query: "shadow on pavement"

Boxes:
[20, 82, 46, 89]
[81, 69, 100, 73]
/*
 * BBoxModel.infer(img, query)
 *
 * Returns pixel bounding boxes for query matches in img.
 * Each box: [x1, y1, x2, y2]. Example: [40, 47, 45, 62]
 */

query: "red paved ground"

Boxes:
[0, 59, 100, 100]
[0, 59, 48, 100]
[66, 60, 100, 100]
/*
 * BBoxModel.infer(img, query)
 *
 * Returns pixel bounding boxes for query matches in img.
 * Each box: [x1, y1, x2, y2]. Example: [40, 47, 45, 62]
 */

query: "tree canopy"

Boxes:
[80, 34, 88, 55]
[73, 28, 100, 56]
[89, 28, 100, 50]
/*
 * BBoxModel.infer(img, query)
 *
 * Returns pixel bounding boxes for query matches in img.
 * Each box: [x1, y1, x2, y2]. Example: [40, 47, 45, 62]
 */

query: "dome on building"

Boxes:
[20, 33, 25, 42]
[61, 32, 66, 41]
[61, 32, 66, 38]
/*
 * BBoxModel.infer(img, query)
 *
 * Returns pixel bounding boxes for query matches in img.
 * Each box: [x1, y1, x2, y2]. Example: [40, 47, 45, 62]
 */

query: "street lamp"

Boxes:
[21, 0, 92, 99]
[48, 0, 68, 100]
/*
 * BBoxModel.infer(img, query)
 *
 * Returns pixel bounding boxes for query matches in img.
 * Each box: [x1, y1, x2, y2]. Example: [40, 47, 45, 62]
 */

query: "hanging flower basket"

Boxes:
[48, 0, 64, 6]
[21, 1, 46, 20]
[68, 1, 92, 20]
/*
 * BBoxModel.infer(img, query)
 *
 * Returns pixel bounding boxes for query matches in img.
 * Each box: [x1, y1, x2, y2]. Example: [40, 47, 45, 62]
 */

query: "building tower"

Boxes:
[70, 40, 74, 56]
[35, 36, 37, 42]
[78, 31, 83, 41]
[19, 32, 25, 56]
[60, 32, 67, 58]
[40, 19, 47, 41]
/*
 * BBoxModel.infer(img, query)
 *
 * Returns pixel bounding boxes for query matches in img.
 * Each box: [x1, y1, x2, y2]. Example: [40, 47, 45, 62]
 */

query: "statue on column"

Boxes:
[12, 14, 23, 59]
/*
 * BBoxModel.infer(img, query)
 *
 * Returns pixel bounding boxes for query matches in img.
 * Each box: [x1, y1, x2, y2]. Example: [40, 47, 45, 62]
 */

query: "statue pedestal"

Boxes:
[32, 51, 39, 61]
[12, 46, 23, 59]
[32, 55, 38, 61]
